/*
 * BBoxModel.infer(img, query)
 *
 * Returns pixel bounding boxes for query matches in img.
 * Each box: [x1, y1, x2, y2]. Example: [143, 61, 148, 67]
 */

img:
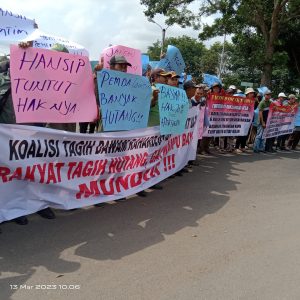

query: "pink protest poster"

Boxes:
[10, 45, 98, 123]
[101, 45, 142, 75]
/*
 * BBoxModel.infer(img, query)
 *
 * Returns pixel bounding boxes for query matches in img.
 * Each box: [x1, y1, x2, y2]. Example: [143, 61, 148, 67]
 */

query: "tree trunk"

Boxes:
[261, 42, 274, 87]
[259, 0, 287, 87]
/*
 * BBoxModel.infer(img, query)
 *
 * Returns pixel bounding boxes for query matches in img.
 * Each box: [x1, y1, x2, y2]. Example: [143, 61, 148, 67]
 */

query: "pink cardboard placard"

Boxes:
[101, 45, 142, 75]
[10, 45, 98, 123]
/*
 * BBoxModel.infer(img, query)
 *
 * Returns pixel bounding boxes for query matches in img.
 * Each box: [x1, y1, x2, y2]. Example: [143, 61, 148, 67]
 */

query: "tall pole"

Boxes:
[148, 18, 169, 57]
[161, 28, 166, 56]
[218, 32, 226, 79]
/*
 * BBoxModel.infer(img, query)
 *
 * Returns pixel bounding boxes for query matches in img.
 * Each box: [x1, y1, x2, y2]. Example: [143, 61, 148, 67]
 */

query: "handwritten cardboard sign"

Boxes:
[157, 45, 185, 75]
[0, 7, 36, 42]
[101, 45, 142, 76]
[295, 107, 300, 127]
[156, 84, 189, 134]
[203, 73, 222, 87]
[97, 69, 152, 131]
[32, 30, 89, 57]
[10, 45, 97, 123]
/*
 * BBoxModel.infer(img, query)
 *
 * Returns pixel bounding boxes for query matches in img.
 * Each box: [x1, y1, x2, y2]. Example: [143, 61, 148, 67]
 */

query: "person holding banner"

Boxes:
[148, 68, 169, 127]
[273, 92, 290, 151]
[235, 88, 256, 153]
[253, 89, 272, 153]
[46, 44, 76, 133]
[0, 43, 56, 224]
[97, 54, 142, 199]
[210, 82, 229, 153]
[193, 85, 212, 155]
[287, 94, 300, 150]
[248, 92, 263, 145]
[184, 80, 200, 166]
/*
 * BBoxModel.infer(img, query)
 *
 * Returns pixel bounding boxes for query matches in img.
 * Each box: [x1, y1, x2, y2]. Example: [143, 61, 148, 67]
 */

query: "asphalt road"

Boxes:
[1, 150, 300, 300]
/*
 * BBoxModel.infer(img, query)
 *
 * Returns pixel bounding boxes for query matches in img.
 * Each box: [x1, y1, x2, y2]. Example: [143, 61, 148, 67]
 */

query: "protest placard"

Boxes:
[9, 45, 97, 123]
[31, 30, 89, 56]
[0, 108, 199, 222]
[149, 61, 159, 69]
[263, 103, 298, 138]
[295, 108, 300, 127]
[101, 45, 142, 75]
[198, 107, 205, 139]
[157, 45, 185, 75]
[141, 54, 149, 66]
[203, 74, 222, 87]
[142, 54, 149, 74]
[97, 69, 152, 131]
[0, 7, 36, 42]
[156, 83, 189, 134]
[203, 94, 255, 137]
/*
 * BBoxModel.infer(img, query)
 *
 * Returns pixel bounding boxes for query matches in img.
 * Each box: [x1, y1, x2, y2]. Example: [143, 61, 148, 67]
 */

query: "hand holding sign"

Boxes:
[156, 84, 189, 134]
[157, 45, 186, 76]
[101, 45, 142, 76]
[10, 45, 97, 123]
[97, 69, 152, 131]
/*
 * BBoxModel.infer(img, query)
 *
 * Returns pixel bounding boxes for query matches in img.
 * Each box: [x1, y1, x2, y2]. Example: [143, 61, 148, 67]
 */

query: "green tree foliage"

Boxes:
[141, 0, 300, 89]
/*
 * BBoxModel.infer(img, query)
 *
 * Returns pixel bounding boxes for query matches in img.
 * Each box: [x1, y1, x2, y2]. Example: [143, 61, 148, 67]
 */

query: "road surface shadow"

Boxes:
[0, 150, 299, 299]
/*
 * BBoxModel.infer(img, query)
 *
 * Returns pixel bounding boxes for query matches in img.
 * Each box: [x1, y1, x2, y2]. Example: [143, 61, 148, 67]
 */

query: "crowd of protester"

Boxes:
[0, 43, 299, 233]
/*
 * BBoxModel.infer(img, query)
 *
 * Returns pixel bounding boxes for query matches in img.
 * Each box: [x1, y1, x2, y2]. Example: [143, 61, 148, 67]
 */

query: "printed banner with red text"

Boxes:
[263, 103, 298, 139]
[203, 94, 255, 137]
[0, 108, 199, 223]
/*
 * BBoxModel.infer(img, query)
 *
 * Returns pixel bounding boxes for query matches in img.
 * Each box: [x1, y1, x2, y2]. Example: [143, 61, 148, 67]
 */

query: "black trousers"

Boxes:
[79, 122, 96, 134]
[276, 134, 289, 149]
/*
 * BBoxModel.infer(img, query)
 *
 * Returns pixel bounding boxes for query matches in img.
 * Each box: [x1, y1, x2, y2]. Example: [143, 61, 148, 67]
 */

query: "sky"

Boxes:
[0, 0, 219, 60]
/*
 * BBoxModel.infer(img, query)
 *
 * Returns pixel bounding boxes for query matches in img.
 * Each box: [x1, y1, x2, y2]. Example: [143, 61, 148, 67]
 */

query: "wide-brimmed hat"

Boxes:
[278, 92, 287, 98]
[288, 94, 298, 100]
[245, 87, 256, 95]
[150, 68, 169, 77]
[169, 71, 180, 78]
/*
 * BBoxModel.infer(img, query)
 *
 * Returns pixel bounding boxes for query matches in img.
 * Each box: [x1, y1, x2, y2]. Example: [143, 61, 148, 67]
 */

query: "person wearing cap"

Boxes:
[211, 82, 223, 94]
[166, 71, 180, 87]
[184, 80, 197, 107]
[96, 55, 135, 201]
[195, 85, 212, 155]
[253, 89, 273, 153]
[150, 68, 169, 85]
[248, 89, 262, 145]
[235, 88, 256, 153]
[287, 94, 300, 150]
[273, 92, 290, 150]
[226, 85, 237, 95]
[274, 92, 287, 106]
[210, 82, 231, 152]
[148, 68, 169, 127]
[109, 55, 132, 73]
